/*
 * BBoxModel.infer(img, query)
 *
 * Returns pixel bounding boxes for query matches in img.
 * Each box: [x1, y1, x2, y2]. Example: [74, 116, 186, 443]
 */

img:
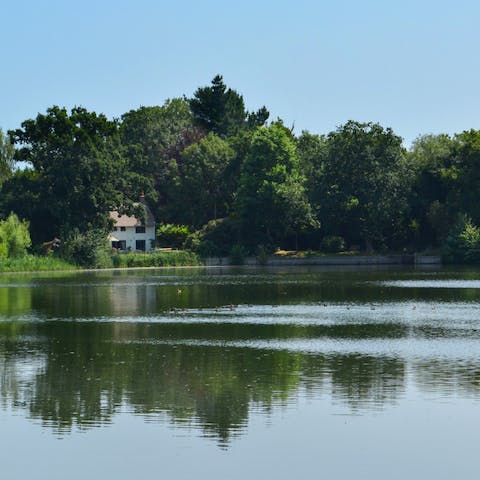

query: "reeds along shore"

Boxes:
[0, 251, 201, 272]
[0, 255, 76, 272]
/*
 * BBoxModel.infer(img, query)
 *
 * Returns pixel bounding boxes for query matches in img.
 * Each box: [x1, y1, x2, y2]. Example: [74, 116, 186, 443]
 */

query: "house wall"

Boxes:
[111, 226, 156, 252]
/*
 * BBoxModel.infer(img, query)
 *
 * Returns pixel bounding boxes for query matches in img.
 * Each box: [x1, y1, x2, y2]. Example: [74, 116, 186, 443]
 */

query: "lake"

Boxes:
[0, 265, 479, 479]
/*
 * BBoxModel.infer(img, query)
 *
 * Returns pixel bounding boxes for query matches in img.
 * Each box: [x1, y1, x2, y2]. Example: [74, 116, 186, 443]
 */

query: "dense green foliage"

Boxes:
[3, 107, 149, 245]
[0, 129, 14, 186]
[189, 75, 269, 137]
[111, 250, 200, 268]
[156, 224, 192, 249]
[0, 255, 75, 272]
[320, 235, 346, 254]
[318, 121, 409, 251]
[408, 134, 458, 248]
[235, 123, 317, 249]
[183, 218, 237, 257]
[120, 98, 199, 222]
[443, 215, 480, 264]
[0, 213, 31, 259]
[170, 133, 235, 227]
[2, 74, 480, 263]
[59, 229, 113, 269]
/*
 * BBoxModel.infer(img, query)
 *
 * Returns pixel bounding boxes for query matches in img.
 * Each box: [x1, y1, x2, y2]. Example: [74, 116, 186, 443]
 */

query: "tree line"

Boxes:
[1, 74, 480, 264]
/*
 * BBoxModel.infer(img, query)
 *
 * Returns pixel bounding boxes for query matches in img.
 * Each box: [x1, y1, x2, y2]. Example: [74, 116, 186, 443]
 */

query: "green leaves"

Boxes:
[443, 215, 480, 263]
[189, 75, 269, 138]
[0, 129, 14, 186]
[235, 124, 316, 248]
[173, 133, 235, 227]
[6, 76, 480, 257]
[6, 107, 146, 242]
[319, 121, 408, 249]
[0, 213, 31, 259]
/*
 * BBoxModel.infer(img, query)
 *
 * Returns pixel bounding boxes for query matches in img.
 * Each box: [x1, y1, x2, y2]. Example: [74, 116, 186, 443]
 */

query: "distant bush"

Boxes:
[156, 224, 192, 249]
[0, 213, 32, 259]
[111, 250, 200, 268]
[229, 244, 248, 265]
[443, 215, 480, 264]
[320, 235, 346, 253]
[183, 218, 238, 256]
[60, 229, 113, 268]
[182, 230, 201, 252]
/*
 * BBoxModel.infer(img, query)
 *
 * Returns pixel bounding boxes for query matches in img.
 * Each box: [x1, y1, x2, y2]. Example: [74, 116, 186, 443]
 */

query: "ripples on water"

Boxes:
[379, 279, 480, 288]
[0, 266, 480, 478]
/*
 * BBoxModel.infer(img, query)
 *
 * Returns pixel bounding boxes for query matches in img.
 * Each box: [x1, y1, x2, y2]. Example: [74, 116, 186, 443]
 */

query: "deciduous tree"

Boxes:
[320, 121, 409, 251]
[170, 133, 235, 227]
[235, 123, 317, 249]
[8, 106, 147, 242]
[407, 134, 458, 247]
[452, 129, 480, 225]
[0, 128, 14, 186]
[121, 98, 202, 221]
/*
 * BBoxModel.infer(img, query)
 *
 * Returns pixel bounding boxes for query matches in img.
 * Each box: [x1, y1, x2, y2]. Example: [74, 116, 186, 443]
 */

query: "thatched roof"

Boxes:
[110, 199, 155, 228]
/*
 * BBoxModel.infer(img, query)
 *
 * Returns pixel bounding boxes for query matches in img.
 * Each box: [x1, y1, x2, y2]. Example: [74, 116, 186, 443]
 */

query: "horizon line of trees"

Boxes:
[2, 74, 480, 265]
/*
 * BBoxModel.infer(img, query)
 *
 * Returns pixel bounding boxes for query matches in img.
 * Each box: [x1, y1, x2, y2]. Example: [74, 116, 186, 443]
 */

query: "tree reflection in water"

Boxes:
[1, 268, 480, 446]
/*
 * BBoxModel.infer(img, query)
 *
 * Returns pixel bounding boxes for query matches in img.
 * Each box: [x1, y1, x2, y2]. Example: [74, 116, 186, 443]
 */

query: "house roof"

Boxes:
[110, 200, 155, 228]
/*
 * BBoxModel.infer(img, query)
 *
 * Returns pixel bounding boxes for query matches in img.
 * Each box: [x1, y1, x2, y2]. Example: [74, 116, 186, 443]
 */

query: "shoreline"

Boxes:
[0, 254, 442, 275]
[204, 254, 442, 267]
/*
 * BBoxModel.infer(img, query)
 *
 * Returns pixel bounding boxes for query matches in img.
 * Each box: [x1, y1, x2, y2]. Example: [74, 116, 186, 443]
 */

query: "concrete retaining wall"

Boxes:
[204, 255, 442, 267]
[415, 255, 442, 265]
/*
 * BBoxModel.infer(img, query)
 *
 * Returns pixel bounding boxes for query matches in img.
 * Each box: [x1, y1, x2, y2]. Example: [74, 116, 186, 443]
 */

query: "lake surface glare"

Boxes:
[0, 266, 479, 479]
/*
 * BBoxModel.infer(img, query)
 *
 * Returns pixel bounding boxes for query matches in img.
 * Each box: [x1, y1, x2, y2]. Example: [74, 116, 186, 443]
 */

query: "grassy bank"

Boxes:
[0, 255, 77, 272]
[111, 250, 201, 268]
[0, 251, 201, 273]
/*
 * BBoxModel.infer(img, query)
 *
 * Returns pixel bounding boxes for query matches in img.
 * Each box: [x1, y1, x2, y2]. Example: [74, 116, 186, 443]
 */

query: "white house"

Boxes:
[109, 197, 156, 252]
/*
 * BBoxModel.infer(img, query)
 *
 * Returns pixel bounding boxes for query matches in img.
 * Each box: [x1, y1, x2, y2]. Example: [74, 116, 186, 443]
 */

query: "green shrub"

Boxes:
[320, 235, 346, 253]
[156, 224, 192, 248]
[111, 250, 201, 268]
[443, 215, 480, 264]
[60, 229, 113, 268]
[197, 239, 217, 257]
[112, 254, 123, 268]
[229, 244, 248, 265]
[182, 231, 201, 252]
[0, 237, 6, 260]
[183, 218, 237, 256]
[0, 213, 32, 259]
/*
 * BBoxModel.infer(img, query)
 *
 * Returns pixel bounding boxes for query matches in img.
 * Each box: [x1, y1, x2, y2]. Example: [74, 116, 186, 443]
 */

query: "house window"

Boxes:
[136, 240, 146, 251]
[120, 227, 126, 232]
[135, 226, 146, 233]
[113, 227, 118, 231]
[112, 240, 126, 250]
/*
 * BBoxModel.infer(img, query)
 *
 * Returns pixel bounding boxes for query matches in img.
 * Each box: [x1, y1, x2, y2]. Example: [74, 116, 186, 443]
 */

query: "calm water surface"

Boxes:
[0, 266, 479, 479]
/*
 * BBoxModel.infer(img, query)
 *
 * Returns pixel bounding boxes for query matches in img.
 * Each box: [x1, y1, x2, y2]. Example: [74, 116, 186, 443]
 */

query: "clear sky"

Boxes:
[2, 0, 480, 146]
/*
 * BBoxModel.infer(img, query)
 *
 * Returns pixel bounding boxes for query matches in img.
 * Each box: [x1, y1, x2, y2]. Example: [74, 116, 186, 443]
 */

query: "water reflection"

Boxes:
[0, 325, 401, 442]
[0, 320, 479, 444]
[3, 267, 480, 321]
[0, 266, 480, 446]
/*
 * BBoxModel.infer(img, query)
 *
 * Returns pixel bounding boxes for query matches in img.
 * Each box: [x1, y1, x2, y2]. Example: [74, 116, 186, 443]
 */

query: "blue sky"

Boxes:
[2, 0, 480, 145]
